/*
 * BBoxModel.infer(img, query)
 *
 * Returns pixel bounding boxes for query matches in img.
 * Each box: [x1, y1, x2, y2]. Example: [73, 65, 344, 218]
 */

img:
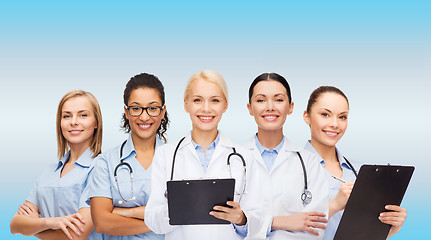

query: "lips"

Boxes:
[69, 130, 83, 135]
[323, 130, 339, 137]
[198, 115, 215, 123]
[262, 114, 279, 121]
[138, 123, 152, 130]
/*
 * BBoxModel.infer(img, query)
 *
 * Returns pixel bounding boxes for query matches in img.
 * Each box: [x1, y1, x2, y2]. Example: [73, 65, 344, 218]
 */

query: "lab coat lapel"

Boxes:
[208, 132, 231, 169]
[244, 137, 267, 171]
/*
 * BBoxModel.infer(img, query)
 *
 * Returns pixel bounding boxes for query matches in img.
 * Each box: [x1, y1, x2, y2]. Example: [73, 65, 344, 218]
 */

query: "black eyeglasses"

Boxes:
[126, 106, 163, 117]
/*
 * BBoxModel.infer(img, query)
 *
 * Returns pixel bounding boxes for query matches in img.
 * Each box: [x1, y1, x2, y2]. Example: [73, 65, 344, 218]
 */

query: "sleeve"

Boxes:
[79, 160, 97, 209]
[26, 181, 39, 207]
[237, 150, 267, 240]
[302, 151, 329, 239]
[85, 154, 113, 206]
[145, 146, 178, 234]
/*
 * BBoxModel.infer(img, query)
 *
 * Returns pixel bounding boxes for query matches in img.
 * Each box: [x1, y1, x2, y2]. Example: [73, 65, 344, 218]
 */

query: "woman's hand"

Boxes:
[272, 212, 327, 235]
[379, 205, 407, 239]
[112, 206, 146, 220]
[44, 213, 86, 239]
[329, 181, 354, 217]
[210, 201, 247, 225]
[17, 202, 39, 218]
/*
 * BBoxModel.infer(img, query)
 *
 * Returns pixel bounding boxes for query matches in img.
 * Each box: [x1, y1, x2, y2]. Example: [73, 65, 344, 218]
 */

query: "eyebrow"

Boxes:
[320, 108, 348, 114]
[62, 109, 90, 114]
[129, 101, 161, 106]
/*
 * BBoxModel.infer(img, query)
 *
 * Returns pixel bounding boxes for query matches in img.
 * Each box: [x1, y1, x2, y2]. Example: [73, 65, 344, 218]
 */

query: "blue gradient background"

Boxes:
[1, 1, 429, 239]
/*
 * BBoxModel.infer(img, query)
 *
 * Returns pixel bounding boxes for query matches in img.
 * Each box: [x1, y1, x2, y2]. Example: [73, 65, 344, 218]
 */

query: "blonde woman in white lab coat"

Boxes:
[243, 73, 329, 239]
[145, 70, 263, 240]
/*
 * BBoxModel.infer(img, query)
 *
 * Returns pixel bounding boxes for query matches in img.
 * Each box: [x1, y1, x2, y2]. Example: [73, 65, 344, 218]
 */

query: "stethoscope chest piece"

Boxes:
[301, 190, 312, 205]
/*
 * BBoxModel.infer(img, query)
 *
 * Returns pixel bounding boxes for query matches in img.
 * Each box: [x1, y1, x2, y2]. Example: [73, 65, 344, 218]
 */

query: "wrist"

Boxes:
[236, 211, 247, 226]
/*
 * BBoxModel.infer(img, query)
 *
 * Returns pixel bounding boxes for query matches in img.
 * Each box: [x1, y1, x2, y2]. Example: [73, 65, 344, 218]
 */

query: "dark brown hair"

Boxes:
[306, 86, 349, 113]
[121, 73, 169, 142]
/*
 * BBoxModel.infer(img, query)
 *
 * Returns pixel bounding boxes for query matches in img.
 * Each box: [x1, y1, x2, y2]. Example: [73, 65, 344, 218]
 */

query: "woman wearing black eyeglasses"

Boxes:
[87, 73, 169, 240]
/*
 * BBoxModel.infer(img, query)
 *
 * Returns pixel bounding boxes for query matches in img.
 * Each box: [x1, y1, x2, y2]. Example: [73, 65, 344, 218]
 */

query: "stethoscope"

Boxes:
[297, 153, 358, 206]
[164, 137, 247, 200]
[114, 140, 136, 205]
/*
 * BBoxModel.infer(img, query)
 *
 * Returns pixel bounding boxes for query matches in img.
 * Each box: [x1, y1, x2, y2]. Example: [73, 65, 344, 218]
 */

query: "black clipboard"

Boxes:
[334, 165, 414, 240]
[167, 178, 235, 225]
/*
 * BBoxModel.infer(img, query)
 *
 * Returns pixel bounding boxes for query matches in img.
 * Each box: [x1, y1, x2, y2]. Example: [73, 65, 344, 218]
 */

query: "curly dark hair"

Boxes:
[121, 73, 169, 142]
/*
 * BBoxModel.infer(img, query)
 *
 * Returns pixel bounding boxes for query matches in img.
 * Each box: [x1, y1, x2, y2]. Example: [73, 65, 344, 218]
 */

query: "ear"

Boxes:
[124, 106, 130, 120]
[303, 110, 311, 125]
[184, 99, 189, 113]
[287, 101, 294, 115]
[161, 105, 167, 118]
[247, 103, 254, 116]
[222, 101, 228, 113]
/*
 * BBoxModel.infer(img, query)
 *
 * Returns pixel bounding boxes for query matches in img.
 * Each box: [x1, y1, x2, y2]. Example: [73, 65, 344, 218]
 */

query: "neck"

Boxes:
[131, 133, 156, 154]
[257, 128, 283, 149]
[309, 139, 338, 163]
[68, 142, 90, 163]
[191, 128, 218, 151]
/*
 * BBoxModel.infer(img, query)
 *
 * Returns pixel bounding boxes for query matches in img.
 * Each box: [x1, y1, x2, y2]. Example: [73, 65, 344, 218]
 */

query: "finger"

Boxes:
[209, 211, 230, 222]
[310, 216, 328, 223]
[380, 211, 407, 219]
[60, 225, 73, 240]
[385, 205, 406, 213]
[68, 216, 85, 233]
[20, 204, 32, 213]
[306, 212, 326, 217]
[75, 212, 86, 224]
[304, 227, 319, 235]
[64, 219, 82, 236]
[308, 222, 327, 230]
[18, 206, 29, 215]
[226, 201, 240, 208]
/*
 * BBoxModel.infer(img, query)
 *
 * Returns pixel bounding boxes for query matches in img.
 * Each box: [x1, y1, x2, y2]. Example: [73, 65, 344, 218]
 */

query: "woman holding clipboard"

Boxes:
[145, 70, 263, 240]
[302, 86, 407, 239]
[243, 73, 329, 239]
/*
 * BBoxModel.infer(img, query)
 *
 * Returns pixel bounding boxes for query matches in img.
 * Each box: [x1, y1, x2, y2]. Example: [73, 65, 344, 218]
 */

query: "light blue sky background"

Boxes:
[1, 1, 429, 239]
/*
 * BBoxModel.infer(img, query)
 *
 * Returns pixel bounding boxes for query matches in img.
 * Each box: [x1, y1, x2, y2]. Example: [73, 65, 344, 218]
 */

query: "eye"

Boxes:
[62, 114, 71, 119]
[275, 99, 284, 102]
[80, 114, 88, 117]
[339, 115, 348, 120]
[256, 99, 264, 103]
[131, 107, 141, 111]
[149, 106, 159, 111]
[321, 113, 329, 117]
[211, 99, 220, 103]
[193, 98, 202, 103]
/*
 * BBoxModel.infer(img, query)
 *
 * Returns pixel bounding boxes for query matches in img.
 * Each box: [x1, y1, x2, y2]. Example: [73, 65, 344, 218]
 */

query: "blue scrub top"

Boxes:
[86, 134, 164, 240]
[304, 141, 361, 240]
[26, 147, 102, 240]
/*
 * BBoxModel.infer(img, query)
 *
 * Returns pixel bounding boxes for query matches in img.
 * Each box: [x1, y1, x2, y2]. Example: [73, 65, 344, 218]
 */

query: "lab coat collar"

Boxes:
[244, 134, 302, 153]
[304, 140, 353, 171]
[180, 130, 234, 150]
[56, 147, 93, 170]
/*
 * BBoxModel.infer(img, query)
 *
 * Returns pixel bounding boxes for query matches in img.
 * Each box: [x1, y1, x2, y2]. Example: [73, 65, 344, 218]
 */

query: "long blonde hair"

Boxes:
[56, 90, 103, 159]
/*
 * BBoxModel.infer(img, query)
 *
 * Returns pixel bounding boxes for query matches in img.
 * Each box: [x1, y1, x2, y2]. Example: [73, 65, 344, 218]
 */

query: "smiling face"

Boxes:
[247, 80, 294, 132]
[304, 92, 349, 149]
[125, 87, 166, 142]
[60, 96, 97, 149]
[184, 79, 227, 135]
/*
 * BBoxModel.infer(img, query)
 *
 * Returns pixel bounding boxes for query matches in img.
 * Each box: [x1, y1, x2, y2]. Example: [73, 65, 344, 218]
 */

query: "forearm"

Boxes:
[93, 211, 151, 235]
[10, 214, 49, 236]
[113, 206, 146, 220]
[35, 229, 89, 240]
[328, 199, 342, 218]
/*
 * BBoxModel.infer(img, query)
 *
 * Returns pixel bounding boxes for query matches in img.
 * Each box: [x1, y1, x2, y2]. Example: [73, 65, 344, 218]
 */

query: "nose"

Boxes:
[266, 100, 275, 111]
[139, 109, 151, 121]
[203, 101, 210, 112]
[71, 115, 78, 125]
[329, 116, 338, 128]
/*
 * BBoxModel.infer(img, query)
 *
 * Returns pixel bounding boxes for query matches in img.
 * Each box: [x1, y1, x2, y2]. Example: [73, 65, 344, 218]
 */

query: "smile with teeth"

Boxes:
[323, 130, 339, 137]
[262, 115, 278, 121]
[69, 130, 83, 135]
[198, 115, 215, 122]
[138, 123, 152, 130]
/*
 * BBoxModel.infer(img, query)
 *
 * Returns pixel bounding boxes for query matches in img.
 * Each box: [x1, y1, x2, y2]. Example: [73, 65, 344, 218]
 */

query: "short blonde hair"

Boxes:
[184, 70, 229, 103]
[56, 90, 103, 159]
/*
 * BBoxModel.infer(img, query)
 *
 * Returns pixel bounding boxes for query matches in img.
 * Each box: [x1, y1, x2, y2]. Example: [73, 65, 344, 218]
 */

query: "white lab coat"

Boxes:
[145, 131, 265, 240]
[243, 136, 329, 240]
